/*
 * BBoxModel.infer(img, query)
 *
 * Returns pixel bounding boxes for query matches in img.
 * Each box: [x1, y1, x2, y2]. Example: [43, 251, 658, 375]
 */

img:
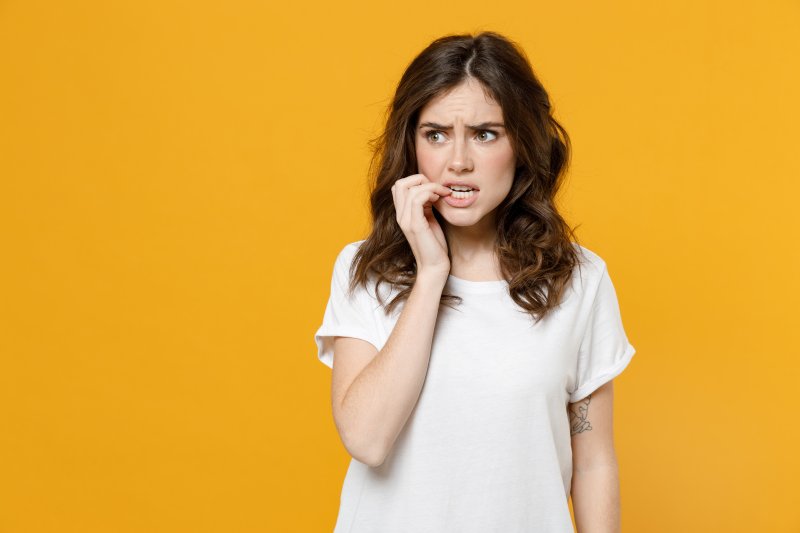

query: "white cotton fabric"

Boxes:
[314, 239, 636, 533]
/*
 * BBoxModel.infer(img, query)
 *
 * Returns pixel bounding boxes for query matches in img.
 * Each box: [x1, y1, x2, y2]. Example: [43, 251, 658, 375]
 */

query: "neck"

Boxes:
[443, 212, 498, 267]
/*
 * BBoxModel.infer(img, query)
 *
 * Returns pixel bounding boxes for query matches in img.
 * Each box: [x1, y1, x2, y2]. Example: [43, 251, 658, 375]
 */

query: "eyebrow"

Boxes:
[418, 121, 506, 130]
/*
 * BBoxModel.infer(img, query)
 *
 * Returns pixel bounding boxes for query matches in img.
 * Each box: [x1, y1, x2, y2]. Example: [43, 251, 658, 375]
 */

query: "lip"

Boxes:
[442, 180, 480, 191]
[442, 189, 478, 208]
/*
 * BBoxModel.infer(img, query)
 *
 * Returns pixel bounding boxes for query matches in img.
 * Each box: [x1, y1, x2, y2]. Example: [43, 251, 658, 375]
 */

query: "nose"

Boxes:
[447, 136, 473, 173]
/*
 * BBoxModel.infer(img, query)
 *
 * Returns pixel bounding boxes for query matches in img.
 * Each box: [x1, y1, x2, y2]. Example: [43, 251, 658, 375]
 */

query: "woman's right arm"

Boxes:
[331, 270, 447, 467]
[331, 173, 452, 467]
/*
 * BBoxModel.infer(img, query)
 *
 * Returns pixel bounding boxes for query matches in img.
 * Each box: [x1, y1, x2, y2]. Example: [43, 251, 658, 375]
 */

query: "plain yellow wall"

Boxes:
[1, 1, 798, 531]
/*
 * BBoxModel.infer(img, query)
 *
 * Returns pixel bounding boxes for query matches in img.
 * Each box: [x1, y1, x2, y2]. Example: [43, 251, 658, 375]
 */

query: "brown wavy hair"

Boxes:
[349, 30, 584, 323]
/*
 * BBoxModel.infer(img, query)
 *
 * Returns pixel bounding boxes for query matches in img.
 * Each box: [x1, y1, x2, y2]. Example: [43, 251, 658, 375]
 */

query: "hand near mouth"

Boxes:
[391, 173, 453, 280]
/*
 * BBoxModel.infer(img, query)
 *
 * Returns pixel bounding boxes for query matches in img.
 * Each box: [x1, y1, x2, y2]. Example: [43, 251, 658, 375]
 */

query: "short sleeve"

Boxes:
[569, 263, 636, 403]
[313, 244, 382, 369]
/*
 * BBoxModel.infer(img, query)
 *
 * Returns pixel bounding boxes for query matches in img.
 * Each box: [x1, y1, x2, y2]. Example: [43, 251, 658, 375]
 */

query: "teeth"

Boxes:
[450, 189, 475, 199]
[449, 186, 474, 191]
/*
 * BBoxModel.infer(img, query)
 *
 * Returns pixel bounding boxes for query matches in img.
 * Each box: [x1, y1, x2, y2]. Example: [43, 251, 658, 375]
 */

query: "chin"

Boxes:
[436, 208, 482, 226]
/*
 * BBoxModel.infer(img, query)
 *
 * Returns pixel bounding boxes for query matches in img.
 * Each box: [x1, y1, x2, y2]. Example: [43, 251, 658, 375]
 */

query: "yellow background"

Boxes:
[1, 1, 798, 531]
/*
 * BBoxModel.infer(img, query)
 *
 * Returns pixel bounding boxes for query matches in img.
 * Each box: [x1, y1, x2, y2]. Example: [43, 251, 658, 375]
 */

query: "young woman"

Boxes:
[314, 31, 636, 533]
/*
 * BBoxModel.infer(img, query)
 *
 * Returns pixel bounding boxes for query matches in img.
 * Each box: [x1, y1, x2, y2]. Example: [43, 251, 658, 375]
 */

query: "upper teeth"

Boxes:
[449, 186, 473, 191]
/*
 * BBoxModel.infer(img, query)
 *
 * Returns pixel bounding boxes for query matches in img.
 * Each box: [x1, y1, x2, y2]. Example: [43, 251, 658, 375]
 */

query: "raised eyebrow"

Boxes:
[418, 121, 505, 130]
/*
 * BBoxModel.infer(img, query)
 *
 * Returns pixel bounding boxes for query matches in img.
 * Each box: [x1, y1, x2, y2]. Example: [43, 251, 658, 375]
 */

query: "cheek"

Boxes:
[483, 147, 516, 173]
[416, 145, 444, 174]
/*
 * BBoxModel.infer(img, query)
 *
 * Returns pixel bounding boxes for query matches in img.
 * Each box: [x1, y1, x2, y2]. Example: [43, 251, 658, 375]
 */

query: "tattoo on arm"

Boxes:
[569, 394, 592, 436]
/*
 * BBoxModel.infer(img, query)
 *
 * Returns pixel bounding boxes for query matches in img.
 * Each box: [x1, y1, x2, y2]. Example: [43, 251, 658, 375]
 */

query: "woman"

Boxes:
[314, 31, 636, 533]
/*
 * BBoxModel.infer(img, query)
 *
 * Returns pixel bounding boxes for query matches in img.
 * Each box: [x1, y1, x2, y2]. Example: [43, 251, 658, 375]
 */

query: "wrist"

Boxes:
[415, 269, 449, 288]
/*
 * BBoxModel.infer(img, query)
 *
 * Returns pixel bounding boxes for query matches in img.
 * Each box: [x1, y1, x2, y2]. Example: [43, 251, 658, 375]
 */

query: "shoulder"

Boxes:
[571, 242, 608, 280]
[336, 239, 398, 307]
[342, 239, 367, 255]
[335, 239, 367, 269]
[332, 239, 380, 298]
[566, 242, 614, 308]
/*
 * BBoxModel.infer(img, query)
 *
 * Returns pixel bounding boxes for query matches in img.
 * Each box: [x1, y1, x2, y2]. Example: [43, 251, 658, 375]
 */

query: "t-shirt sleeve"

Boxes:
[314, 244, 382, 369]
[569, 263, 636, 403]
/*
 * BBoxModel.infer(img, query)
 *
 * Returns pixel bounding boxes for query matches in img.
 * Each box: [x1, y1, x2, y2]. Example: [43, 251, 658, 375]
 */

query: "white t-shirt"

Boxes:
[314, 239, 636, 533]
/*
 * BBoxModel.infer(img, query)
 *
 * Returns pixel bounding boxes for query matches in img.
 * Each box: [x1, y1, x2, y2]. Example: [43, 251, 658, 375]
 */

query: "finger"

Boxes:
[396, 180, 423, 223]
[408, 182, 452, 200]
[393, 176, 421, 216]
[411, 188, 442, 206]
[396, 179, 447, 226]
[393, 180, 412, 220]
[403, 185, 444, 224]
[396, 174, 429, 191]
[416, 180, 451, 194]
[401, 185, 429, 228]
[409, 189, 443, 231]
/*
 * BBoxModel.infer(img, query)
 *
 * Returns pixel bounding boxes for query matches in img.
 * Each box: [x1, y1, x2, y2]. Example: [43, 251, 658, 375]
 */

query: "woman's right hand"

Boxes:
[391, 174, 453, 280]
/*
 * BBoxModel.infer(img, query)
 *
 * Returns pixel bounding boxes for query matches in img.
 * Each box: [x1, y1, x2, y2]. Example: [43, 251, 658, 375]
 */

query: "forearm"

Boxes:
[571, 463, 620, 533]
[340, 272, 447, 466]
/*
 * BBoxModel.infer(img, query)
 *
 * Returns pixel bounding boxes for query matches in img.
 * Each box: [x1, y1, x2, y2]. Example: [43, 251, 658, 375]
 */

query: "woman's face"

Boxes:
[415, 78, 517, 230]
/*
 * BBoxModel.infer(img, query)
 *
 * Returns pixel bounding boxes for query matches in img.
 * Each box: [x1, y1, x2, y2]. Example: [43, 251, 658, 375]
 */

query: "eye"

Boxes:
[477, 130, 498, 142]
[425, 130, 446, 143]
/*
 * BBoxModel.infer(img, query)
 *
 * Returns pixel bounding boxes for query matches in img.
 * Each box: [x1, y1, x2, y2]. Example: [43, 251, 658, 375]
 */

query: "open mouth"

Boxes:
[448, 187, 476, 198]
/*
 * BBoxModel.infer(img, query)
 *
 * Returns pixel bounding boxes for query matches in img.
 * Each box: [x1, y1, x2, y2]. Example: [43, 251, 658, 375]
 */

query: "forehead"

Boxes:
[419, 80, 502, 119]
